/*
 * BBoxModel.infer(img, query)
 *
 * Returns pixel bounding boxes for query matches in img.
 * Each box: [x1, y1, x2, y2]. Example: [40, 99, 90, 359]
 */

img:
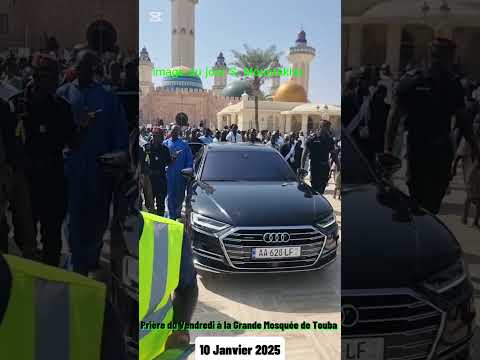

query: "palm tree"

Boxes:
[231, 44, 282, 130]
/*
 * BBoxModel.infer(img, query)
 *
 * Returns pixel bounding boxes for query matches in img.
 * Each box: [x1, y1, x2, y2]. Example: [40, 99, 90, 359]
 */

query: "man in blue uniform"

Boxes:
[57, 50, 128, 275]
[148, 129, 170, 216]
[163, 125, 193, 219]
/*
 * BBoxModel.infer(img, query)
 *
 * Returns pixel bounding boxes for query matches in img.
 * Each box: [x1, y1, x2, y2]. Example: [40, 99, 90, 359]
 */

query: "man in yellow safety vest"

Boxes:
[0, 252, 127, 359]
[139, 211, 198, 360]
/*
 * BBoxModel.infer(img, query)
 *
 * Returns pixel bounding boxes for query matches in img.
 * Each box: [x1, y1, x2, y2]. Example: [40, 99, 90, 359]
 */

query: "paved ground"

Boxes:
[188, 177, 341, 359]
[394, 164, 480, 356]
[438, 169, 480, 355]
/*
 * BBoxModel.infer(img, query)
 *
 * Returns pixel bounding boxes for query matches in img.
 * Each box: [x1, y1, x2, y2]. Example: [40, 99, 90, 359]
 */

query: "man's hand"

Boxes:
[171, 149, 183, 161]
[165, 330, 190, 350]
[78, 111, 91, 129]
[79, 109, 101, 129]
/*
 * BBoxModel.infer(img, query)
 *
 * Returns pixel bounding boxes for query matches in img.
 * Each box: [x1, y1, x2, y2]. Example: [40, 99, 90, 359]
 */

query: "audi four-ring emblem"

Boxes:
[263, 232, 290, 243]
[341, 304, 359, 328]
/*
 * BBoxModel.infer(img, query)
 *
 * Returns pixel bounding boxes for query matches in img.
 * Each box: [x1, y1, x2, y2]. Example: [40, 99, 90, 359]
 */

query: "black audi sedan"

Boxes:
[341, 134, 476, 360]
[181, 142, 338, 273]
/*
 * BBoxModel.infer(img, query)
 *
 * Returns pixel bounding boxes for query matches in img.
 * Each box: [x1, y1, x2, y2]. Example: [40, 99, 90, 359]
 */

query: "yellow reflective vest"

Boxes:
[139, 212, 184, 360]
[0, 254, 106, 360]
[154, 347, 194, 360]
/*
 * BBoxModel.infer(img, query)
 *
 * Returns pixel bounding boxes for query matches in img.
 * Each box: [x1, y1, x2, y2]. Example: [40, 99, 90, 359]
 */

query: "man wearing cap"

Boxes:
[57, 50, 128, 275]
[22, 53, 77, 266]
[384, 37, 479, 214]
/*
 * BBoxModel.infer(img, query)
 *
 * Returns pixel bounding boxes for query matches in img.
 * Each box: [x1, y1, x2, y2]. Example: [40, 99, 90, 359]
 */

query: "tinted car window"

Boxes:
[193, 145, 204, 173]
[342, 135, 377, 184]
[189, 142, 204, 158]
[201, 150, 297, 181]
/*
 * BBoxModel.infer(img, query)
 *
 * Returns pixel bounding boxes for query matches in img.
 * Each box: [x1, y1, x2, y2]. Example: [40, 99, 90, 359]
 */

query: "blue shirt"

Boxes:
[199, 135, 213, 144]
[162, 138, 193, 178]
[57, 80, 128, 185]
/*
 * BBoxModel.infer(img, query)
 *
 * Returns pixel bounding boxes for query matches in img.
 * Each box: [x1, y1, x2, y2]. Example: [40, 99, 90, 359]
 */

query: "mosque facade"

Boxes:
[343, 0, 480, 79]
[140, 0, 340, 134]
[0, 0, 137, 53]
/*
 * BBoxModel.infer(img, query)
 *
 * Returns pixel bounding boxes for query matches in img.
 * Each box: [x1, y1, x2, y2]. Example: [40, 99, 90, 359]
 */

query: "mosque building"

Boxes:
[139, 0, 340, 134]
[343, 0, 480, 79]
[0, 0, 137, 53]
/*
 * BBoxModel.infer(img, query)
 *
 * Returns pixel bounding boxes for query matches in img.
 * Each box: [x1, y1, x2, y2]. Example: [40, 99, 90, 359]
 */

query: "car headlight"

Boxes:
[323, 236, 337, 252]
[315, 213, 336, 229]
[315, 213, 337, 252]
[191, 213, 231, 234]
[423, 259, 468, 294]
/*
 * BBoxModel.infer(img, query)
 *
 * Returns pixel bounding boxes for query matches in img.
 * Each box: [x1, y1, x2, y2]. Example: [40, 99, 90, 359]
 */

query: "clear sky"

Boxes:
[139, 0, 340, 105]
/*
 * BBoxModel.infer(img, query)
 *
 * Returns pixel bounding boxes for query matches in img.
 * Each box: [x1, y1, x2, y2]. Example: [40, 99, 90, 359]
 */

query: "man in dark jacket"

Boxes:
[23, 54, 76, 266]
[384, 38, 479, 213]
[280, 134, 297, 171]
[0, 95, 36, 260]
[302, 121, 338, 194]
[148, 130, 170, 216]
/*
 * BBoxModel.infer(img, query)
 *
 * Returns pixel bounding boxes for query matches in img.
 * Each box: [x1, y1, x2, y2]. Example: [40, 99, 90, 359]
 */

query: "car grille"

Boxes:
[221, 227, 326, 270]
[192, 231, 223, 256]
[342, 293, 443, 360]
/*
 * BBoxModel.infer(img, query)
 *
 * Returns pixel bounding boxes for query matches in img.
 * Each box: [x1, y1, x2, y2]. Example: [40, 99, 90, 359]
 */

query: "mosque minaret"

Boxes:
[140, 0, 340, 133]
[171, 0, 198, 69]
[212, 52, 228, 96]
[139, 46, 154, 95]
[287, 29, 316, 97]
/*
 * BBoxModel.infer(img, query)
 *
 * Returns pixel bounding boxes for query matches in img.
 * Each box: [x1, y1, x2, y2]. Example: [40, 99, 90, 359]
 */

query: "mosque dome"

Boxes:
[221, 78, 255, 97]
[161, 66, 203, 90]
[273, 81, 308, 102]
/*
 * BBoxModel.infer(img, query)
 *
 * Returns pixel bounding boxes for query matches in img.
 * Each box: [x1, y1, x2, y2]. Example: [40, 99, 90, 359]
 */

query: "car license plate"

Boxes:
[342, 338, 384, 360]
[252, 246, 301, 259]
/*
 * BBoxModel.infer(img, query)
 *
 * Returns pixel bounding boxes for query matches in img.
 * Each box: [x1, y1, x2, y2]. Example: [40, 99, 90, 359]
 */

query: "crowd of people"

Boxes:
[0, 37, 138, 275]
[141, 123, 311, 148]
[343, 37, 480, 221]
[138, 120, 341, 221]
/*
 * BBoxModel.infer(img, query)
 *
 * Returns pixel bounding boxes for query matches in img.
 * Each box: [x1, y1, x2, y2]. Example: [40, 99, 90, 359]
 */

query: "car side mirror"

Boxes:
[297, 168, 308, 180]
[181, 168, 194, 179]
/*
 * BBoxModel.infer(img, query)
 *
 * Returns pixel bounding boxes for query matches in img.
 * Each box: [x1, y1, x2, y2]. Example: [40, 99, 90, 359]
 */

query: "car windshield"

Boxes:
[342, 134, 377, 185]
[201, 150, 297, 182]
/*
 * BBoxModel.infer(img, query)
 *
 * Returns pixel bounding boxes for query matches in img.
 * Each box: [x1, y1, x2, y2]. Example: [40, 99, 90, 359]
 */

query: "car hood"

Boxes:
[190, 181, 332, 227]
[342, 183, 461, 290]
